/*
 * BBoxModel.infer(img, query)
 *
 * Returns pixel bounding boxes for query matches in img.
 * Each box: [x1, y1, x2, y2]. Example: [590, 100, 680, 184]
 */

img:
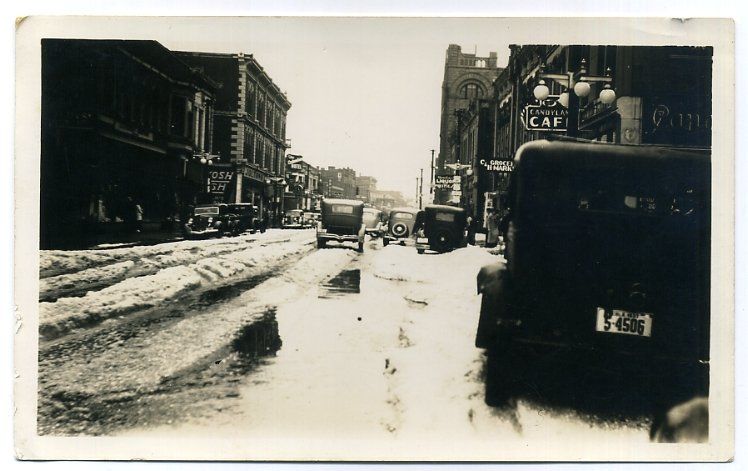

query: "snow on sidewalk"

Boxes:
[39, 231, 315, 339]
[39, 229, 302, 279]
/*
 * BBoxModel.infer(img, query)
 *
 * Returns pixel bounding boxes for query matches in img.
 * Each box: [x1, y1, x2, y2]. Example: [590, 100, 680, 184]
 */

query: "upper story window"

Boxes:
[459, 83, 484, 99]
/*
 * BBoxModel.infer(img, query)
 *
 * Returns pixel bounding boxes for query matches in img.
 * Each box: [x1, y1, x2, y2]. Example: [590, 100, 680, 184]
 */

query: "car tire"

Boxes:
[417, 248, 425, 254]
[317, 238, 326, 249]
[392, 223, 408, 238]
[432, 229, 454, 253]
[484, 342, 517, 407]
[383, 237, 389, 247]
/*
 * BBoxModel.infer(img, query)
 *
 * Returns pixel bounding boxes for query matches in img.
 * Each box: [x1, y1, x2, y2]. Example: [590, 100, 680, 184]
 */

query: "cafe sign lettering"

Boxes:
[523, 103, 568, 132]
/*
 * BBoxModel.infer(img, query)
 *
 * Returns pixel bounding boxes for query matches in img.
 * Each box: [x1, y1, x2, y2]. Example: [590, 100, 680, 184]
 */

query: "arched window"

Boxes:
[459, 82, 484, 99]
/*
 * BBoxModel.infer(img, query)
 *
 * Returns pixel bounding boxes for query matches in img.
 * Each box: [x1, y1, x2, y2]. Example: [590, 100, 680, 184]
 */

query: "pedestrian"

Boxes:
[134, 200, 144, 233]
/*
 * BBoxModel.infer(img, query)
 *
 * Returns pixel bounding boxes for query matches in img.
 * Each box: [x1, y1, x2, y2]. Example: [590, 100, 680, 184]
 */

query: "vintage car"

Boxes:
[303, 211, 320, 228]
[227, 203, 265, 235]
[362, 207, 384, 238]
[283, 209, 305, 228]
[316, 198, 366, 252]
[475, 139, 711, 406]
[382, 207, 420, 246]
[413, 205, 468, 254]
[183, 203, 234, 239]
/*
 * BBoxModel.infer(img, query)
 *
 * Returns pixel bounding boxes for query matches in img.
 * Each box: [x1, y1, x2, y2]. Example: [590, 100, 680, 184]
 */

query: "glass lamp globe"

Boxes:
[200, 157, 207, 164]
[599, 85, 616, 105]
[533, 80, 550, 101]
[573, 81, 591, 98]
[466, 168, 473, 176]
[557, 92, 569, 108]
[208, 160, 213, 165]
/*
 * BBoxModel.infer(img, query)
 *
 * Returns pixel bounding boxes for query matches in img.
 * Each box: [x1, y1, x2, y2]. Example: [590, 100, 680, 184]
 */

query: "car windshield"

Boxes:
[332, 205, 354, 214]
[194, 206, 219, 216]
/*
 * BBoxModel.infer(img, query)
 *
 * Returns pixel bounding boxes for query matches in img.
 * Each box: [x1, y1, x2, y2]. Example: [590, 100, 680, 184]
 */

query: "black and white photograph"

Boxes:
[13, 15, 734, 462]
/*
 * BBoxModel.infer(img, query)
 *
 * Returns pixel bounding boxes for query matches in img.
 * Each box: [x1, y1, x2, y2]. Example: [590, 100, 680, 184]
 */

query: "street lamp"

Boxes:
[533, 59, 615, 107]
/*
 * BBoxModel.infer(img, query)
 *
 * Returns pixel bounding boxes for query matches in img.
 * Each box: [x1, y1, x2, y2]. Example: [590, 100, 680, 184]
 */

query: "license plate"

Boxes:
[595, 307, 653, 337]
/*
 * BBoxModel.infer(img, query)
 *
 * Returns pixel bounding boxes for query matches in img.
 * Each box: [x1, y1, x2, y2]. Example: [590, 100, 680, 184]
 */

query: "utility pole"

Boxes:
[415, 177, 419, 209]
[419, 168, 424, 209]
[429, 149, 435, 196]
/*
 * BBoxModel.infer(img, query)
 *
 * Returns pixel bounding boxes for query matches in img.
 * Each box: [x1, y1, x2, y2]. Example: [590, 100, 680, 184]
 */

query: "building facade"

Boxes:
[41, 39, 218, 248]
[284, 154, 321, 211]
[436, 44, 502, 204]
[320, 167, 357, 199]
[486, 44, 712, 217]
[176, 51, 291, 226]
[355, 176, 377, 204]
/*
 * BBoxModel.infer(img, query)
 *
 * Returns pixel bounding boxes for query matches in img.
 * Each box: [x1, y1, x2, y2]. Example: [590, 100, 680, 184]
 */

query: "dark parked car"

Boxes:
[362, 207, 384, 238]
[227, 203, 265, 235]
[383, 207, 420, 246]
[283, 209, 305, 228]
[476, 139, 710, 406]
[183, 203, 233, 239]
[413, 205, 468, 254]
[317, 198, 366, 252]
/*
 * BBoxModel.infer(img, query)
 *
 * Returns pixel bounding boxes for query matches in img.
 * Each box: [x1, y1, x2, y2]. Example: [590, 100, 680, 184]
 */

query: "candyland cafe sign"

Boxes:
[523, 102, 568, 132]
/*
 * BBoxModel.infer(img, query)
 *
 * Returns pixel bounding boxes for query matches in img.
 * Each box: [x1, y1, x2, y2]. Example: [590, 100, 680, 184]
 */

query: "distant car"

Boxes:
[227, 203, 264, 234]
[302, 211, 319, 228]
[283, 209, 305, 228]
[362, 207, 384, 238]
[413, 205, 468, 254]
[317, 198, 366, 252]
[382, 207, 420, 246]
[183, 203, 234, 239]
[476, 139, 711, 406]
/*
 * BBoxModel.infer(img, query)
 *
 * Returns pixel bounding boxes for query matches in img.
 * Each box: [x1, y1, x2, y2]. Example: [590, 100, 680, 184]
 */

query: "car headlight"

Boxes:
[207, 217, 213, 224]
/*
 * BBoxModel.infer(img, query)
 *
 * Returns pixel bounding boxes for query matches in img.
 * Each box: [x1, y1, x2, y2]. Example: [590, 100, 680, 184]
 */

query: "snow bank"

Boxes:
[39, 232, 315, 339]
[39, 229, 299, 278]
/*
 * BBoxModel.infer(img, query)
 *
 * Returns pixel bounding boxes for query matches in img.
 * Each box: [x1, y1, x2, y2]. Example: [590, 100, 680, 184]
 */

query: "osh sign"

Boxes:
[479, 159, 514, 173]
[434, 175, 453, 190]
[208, 166, 234, 196]
[523, 103, 568, 132]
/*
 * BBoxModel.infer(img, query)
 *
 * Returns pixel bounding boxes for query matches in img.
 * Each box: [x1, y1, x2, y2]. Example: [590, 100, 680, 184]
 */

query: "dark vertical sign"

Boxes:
[207, 163, 235, 202]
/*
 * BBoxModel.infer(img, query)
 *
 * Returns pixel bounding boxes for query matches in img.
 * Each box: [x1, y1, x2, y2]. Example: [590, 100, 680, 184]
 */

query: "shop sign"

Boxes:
[434, 175, 453, 190]
[522, 103, 568, 131]
[641, 97, 711, 147]
[208, 164, 234, 196]
[479, 159, 514, 173]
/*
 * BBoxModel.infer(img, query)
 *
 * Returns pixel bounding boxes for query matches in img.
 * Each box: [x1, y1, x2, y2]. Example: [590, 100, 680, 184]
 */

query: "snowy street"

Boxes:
[38, 230, 650, 450]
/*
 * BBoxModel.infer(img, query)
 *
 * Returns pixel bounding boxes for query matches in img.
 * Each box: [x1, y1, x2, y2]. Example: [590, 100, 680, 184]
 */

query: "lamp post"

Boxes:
[532, 58, 615, 137]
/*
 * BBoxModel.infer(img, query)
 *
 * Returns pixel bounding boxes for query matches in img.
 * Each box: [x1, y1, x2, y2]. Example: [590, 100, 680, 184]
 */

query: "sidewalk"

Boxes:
[46, 221, 185, 251]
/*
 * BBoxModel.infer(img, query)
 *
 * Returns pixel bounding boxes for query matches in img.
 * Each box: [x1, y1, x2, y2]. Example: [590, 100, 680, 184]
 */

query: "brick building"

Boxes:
[436, 44, 502, 204]
[355, 176, 377, 203]
[284, 154, 321, 211]
[41, 39, 218, 248]
[320, 167, 357, 199]
[176, 51, 291, 225]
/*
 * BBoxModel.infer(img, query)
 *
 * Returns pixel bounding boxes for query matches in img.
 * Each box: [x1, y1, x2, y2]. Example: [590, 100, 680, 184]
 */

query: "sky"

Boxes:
[157, 17, 513, 198]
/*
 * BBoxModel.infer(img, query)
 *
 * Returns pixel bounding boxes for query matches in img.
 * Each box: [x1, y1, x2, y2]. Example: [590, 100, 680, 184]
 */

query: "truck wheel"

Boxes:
[383, 237, 389, 247]
[317, 238, 326, 249]
[417, 248, 425, 254]
[484, 344, 517, 407]
[357, 241, 364, 253]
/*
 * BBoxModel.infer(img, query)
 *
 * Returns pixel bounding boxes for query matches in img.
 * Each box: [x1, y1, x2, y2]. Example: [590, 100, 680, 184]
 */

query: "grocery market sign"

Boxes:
[522, 103, 568, 132]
